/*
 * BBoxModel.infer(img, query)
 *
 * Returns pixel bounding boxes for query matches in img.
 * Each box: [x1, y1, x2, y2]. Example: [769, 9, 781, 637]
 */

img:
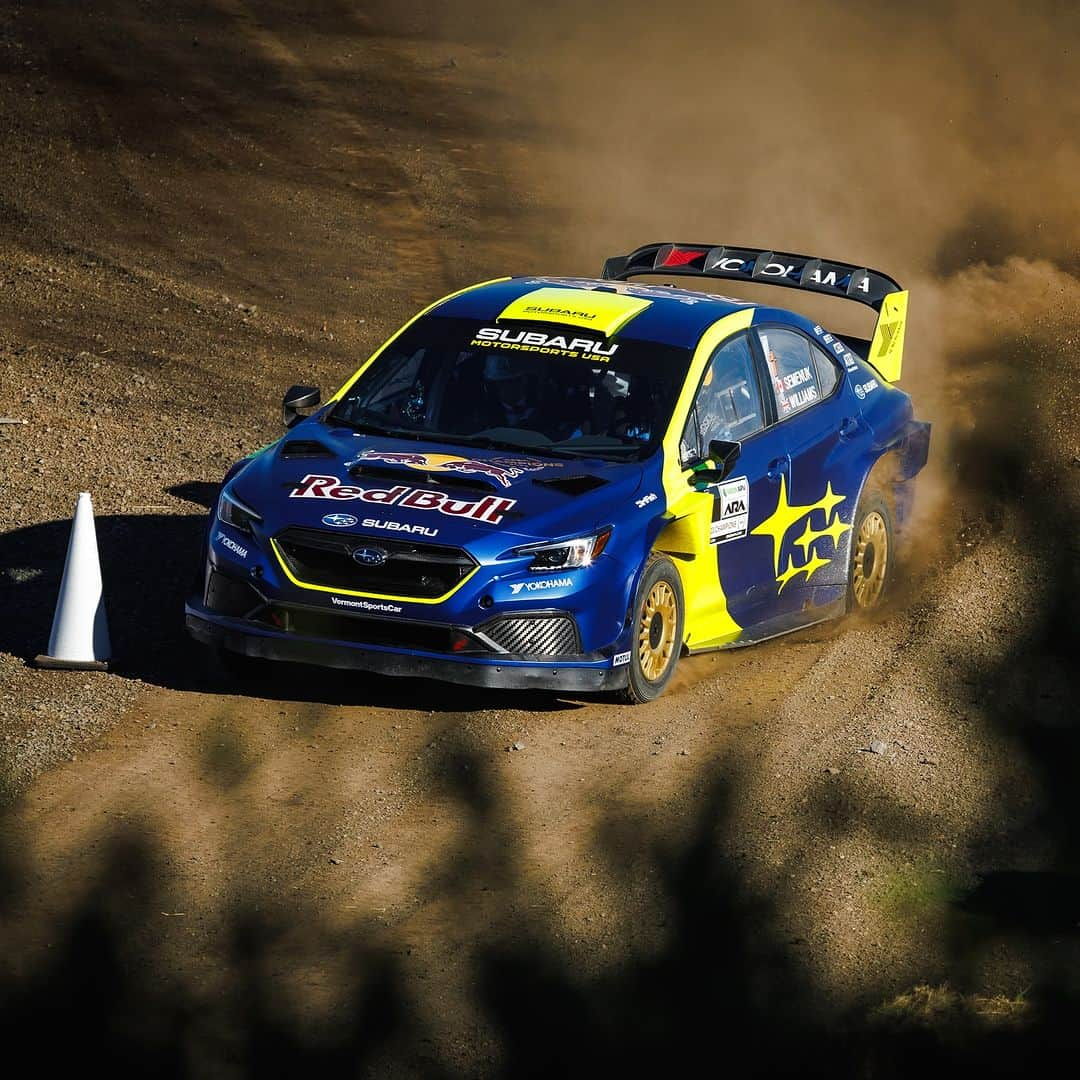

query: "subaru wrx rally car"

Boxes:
[186, 243, 930, 702]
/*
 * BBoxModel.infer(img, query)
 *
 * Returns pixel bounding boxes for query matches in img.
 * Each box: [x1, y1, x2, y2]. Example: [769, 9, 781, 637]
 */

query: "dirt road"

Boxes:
[1, 1, 1078, 1073]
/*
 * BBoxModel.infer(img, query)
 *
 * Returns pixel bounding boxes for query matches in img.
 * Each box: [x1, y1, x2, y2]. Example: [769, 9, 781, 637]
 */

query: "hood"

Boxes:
[231, 423, 647, 556]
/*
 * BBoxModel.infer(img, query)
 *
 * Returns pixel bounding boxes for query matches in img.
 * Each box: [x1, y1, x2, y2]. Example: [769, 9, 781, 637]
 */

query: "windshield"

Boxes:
[328, 316, 692, 460]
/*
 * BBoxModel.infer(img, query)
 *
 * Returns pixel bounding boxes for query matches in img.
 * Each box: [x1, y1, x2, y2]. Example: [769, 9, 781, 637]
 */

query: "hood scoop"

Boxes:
[280, 439, 335, 459]
[533, 474, 608, 496]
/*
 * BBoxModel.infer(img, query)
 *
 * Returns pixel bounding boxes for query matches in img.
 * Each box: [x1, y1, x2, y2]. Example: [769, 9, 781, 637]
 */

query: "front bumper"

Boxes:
[185, 602, 629, 693]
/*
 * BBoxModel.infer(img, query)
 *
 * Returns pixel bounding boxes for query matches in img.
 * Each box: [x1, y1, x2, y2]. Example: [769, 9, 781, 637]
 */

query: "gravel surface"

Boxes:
[1, 1, 1078, 1072]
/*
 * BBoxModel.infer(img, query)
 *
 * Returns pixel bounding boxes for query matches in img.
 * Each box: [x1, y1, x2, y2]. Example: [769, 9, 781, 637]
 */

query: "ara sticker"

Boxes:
[709, 476, 749, 545]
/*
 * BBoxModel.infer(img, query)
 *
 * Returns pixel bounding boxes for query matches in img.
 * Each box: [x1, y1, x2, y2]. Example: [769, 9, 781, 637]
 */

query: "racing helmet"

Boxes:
[483, 354, 532, 382]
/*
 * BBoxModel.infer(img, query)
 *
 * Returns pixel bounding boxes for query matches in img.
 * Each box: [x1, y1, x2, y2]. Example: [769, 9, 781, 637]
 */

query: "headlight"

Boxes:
[515, 527, 612, 571]
[217, 486, 262, 535]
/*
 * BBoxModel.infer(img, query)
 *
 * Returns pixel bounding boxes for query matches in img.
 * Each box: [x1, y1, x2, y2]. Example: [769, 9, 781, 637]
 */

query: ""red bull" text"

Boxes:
[289, 474, 516, 524]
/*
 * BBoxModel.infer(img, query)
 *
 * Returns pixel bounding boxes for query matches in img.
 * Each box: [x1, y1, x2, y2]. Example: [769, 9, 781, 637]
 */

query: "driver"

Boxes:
[482, 353, 593, 441]
[483, 354, 542, 429]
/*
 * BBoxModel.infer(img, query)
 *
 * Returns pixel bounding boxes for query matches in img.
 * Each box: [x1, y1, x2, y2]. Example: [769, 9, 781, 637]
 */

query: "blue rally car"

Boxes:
[186, 243, 930, 702]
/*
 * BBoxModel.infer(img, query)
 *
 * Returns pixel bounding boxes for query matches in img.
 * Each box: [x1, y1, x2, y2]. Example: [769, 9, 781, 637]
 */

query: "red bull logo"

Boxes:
[353, 450, 555, 489]
[289, 475, 516, 524]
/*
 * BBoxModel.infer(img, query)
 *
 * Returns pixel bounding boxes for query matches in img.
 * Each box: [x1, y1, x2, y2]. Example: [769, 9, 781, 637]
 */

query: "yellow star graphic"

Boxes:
[817, 481, 845, 520]
[776, 549, 833, 593]
[822, 511, 851, 549]
[775, 554, 805, 593]
[795, 509, 852, 557]
[802, 549, 831, 582]
[751, 476, 811, 573]
[752, 477, 849, 573]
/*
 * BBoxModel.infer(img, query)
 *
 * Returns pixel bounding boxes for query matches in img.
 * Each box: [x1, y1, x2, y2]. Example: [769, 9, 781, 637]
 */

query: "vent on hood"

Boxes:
[533, 474, 608, 496]
[281, 439, 335, 459]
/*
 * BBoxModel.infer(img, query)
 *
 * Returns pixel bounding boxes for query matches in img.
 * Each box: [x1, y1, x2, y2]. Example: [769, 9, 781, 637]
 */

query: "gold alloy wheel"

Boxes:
[638, 580, 678, 681]
[852, 510, 889, 608]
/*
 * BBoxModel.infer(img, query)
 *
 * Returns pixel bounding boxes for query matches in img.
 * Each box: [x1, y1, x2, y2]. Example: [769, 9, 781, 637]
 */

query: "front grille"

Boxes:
[271, 606, 457, 652]
[274, 527, 475, 599]
[479, 614, 580, 657]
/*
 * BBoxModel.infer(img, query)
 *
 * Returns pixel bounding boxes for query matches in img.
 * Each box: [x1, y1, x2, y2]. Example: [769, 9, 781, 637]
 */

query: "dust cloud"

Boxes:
[407, 0, 1080, 560]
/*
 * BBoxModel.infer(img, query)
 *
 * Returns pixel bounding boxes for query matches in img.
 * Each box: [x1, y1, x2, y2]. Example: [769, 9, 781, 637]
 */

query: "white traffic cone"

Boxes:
[34, 492, 111, 671]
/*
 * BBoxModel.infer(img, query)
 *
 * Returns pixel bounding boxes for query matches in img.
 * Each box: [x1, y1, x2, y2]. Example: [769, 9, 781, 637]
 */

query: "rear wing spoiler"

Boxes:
[600, 242, 909, 382]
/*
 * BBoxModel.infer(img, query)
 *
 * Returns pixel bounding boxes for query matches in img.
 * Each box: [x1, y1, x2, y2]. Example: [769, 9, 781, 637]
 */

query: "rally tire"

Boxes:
[620, 555, 685, 705]
[846, 488, 895, 612]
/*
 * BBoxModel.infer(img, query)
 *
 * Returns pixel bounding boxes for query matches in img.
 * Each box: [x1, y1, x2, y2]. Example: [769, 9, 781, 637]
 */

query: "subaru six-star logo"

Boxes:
[352, 545, 389, 567]
[322, 513, 358, 528]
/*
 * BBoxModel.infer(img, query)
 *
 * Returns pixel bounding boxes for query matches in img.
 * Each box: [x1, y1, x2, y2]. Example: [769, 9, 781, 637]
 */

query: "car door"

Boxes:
[750, 325, 853, 615]
[677, 330, 789, 633]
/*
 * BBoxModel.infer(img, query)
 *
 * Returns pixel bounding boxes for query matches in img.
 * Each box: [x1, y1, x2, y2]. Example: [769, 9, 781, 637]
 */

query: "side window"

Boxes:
[680, 333, 764, 464]
[757, 328, 821, 418]
[810, 341, 841, 398]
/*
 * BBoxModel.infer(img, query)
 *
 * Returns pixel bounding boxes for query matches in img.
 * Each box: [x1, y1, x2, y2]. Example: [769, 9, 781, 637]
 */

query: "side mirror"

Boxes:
[687, 440, 741, 486]
[282, 385, 320, 429]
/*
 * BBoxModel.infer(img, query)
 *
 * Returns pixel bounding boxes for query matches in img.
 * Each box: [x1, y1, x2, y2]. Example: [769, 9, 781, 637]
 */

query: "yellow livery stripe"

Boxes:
[497, 287, 652, 336]
[270, 538, 478, 605]
[656, 308, 755, 650]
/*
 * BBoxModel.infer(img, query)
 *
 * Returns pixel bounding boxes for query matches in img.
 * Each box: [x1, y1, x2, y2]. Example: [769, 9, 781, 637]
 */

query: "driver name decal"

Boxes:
[289, 474, 516, 524]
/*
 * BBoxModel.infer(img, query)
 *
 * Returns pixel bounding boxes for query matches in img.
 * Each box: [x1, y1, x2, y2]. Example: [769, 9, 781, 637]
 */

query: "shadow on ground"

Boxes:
[0, 509, 580, 713]
[1, 736, 1077, 1077]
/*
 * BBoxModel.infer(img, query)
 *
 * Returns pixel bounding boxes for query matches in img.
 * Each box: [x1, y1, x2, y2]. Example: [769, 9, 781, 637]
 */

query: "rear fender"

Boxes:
[857, 419, 932, 533]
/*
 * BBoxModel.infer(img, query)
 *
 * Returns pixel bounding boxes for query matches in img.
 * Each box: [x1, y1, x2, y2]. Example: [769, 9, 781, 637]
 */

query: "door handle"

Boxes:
[839, 416, 861, 441]
[767, 455, 790, 482]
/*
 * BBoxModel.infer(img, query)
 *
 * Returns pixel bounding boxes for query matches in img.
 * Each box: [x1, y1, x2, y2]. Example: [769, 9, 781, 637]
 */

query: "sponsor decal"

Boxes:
[613, 650, 631, 667]
[751, 477, 851, 593]
[331, 595, 403, 614]
[813, 324, 860, 371]
[352, 546, 388, 567]
[214, 530, 248, 559]
[709, 476, 750, 545]
[289, 474, 516, 525]
[354, 448, 554, 489]
[635, 492, 658, 509]
[853, 379, 878, 400]
[508, 576, 573, 596]
[472, 326, 618, 362]
[322, 513, 358, 528]
[361, 517, 438, 538]
[497, 286, 651, 335]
